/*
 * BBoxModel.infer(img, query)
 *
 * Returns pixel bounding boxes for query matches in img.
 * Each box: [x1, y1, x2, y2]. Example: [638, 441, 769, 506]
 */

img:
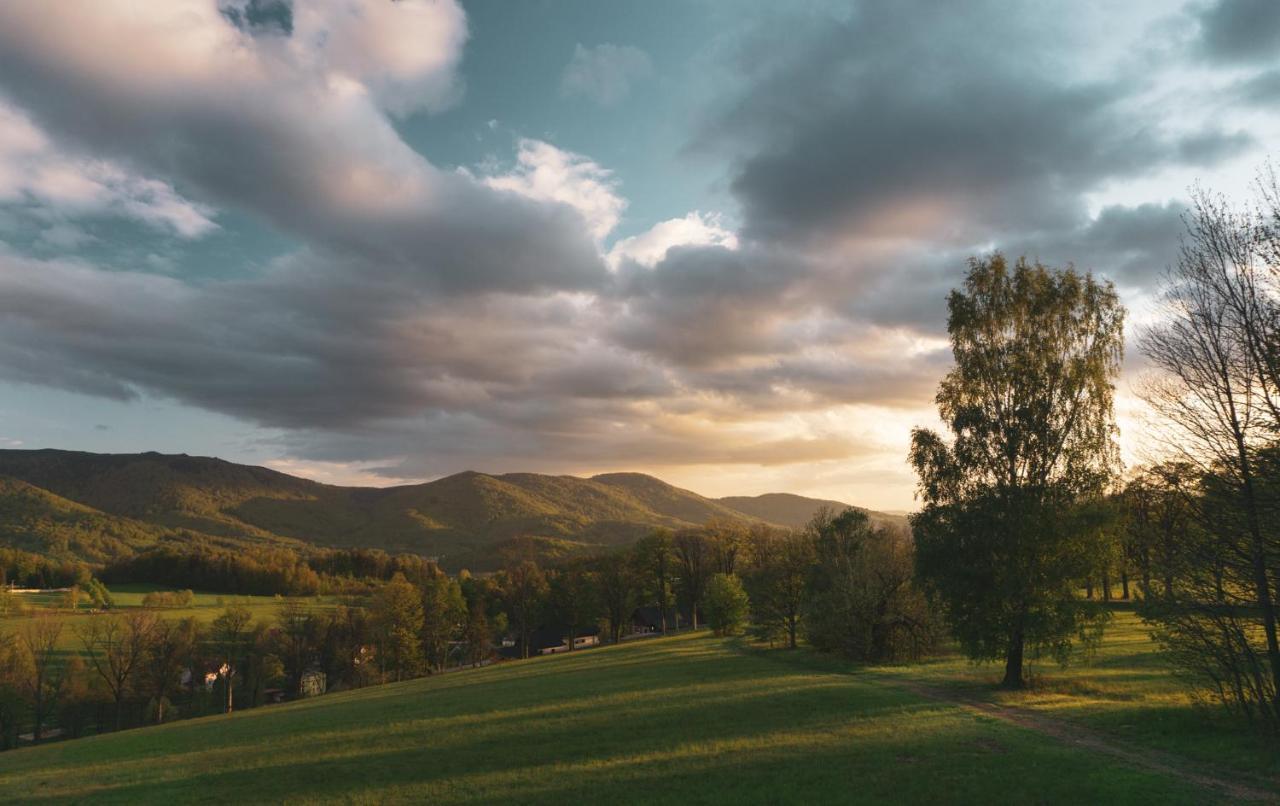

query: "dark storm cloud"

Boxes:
[705, 4, 1245, 249]
[1237, 69, 1280, 105]
[1196, 0, 1280, 63]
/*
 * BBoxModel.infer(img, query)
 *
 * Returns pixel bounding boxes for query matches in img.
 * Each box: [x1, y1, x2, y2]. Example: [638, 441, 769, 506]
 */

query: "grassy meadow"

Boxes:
[873, 606, 1280, 780]
[1, 613, 1271, 805]
[0, 585, 335, 653]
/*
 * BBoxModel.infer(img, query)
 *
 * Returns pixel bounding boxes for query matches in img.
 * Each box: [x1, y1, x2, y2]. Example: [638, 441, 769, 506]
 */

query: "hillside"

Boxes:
[0, 476, 173, 564]
[0, 630, 1226, 804]
[0, 449, 896, 571]
[717, 492, 909, 531]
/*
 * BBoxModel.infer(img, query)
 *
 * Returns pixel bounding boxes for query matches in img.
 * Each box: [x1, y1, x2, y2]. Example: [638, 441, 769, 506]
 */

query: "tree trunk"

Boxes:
[1001, 628, 1025, 689]
[1139, 549, 1152, 600]
[1243, 491, 1280, 714]
[788, 615, 797, 649]
[1101, 572, 1111, 603]
[1121, 570, 1130, 600]
[1085, 579, 1093, 599]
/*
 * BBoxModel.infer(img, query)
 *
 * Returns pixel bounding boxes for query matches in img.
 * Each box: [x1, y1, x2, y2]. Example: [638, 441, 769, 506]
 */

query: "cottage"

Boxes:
[631, 606, 691, 635]
[300, 666, 327, 697]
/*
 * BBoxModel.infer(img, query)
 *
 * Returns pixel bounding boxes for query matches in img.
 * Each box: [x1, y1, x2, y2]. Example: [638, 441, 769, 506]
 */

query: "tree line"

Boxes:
[0, 506, 941, 750]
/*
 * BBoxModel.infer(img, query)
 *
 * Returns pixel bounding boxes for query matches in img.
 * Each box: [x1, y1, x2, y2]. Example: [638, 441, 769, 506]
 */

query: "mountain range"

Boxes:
[0, 449, 906, 571]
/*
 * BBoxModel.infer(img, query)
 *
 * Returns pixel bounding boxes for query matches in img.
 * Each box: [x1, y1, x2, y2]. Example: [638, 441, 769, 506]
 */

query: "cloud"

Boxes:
[0, 1, 1274, 498]
[484, 139, 626, 242]
[703, 7, 1246, 250]
[1196, 0, 1280, 63]
[560, 43, 652, 106]
[1236, 68, 1280, 105]
[608, 212, 738, 268]
[0, 0, 602, 296]
[0, 99, 216, 237]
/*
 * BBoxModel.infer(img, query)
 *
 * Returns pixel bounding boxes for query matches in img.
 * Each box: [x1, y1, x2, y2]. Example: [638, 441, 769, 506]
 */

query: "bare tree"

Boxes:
[16, 616, 66, 744]
[76, 611, 158, 731]
[1139, 186, 1280, 728]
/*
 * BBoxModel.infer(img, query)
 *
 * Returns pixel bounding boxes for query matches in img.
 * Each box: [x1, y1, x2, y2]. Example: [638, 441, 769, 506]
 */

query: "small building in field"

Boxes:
[631, 606, 691, 635]
[300, 666, 327, 697]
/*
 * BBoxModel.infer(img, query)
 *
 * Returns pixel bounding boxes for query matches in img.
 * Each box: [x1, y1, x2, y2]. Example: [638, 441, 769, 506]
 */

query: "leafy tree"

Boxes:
[702, 574, 749, 636]
[593, 552, 640, 644]
[674, 530, 712, 629]
[547, 563, 599, 650]
[144, 617, 200, 723]
[276, 599, 319, 695]
[242, 622, 285, 708]
[325, 603, 375, 690]
[634, 529, 675, 634]
[499, 562, 547, 659]
[0, 587, 24, 618]
[462, 600, 491, 667]
[0, 633, 26, 750]
[806, 509, 936, 661]
[55, 656, 96, 739]
[85, 578, 114, 609]
[421, 573, 466, 671]
[910, 254, 1124, 688]
[706, 521, 746, 576]
[744, 527, 813, 648]
[370, 573, 424, 681]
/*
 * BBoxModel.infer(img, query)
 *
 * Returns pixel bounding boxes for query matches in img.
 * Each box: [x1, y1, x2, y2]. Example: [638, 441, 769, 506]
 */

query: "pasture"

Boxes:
[1, 612, 1272, 804]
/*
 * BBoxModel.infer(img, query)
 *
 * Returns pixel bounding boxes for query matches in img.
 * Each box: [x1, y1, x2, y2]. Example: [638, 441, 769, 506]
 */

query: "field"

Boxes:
[2, 610, 1275, 805]
[0, 585, 335, 653]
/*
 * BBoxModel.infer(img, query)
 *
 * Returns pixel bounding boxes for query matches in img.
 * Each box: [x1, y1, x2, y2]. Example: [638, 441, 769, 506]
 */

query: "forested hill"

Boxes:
[0, 449, 898, 571]
[717, 492, 909, 531]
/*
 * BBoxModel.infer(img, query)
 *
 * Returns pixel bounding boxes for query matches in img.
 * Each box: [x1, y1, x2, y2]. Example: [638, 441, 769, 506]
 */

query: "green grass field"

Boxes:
[2, 614, 1271, 805]
[0, 585, 335, 653]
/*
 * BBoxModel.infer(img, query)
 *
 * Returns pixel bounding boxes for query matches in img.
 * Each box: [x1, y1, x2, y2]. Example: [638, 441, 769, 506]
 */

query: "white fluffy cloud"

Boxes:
[608, 211, 739, 268]
[290, 0, 468, 116]
[484, 139, 626, 243]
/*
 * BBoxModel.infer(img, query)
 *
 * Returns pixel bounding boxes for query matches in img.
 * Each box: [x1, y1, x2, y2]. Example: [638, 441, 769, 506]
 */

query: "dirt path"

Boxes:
[889, 679, 1278, 803]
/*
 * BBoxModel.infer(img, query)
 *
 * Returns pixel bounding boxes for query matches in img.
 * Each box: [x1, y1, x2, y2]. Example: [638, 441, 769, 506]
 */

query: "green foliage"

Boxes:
[805, 509, 938, 660]
[910, 254, 1124, 687]
[420, 573, 466, 671]
[742, 527, 813, 648]
[370, 574, 424, 681]
[141, 589, 196, 608]
[702, 573, 748, 636]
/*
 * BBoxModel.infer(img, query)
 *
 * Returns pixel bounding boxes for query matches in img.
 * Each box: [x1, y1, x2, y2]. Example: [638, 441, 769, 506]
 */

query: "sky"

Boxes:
[0, 0, 1278, 511]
